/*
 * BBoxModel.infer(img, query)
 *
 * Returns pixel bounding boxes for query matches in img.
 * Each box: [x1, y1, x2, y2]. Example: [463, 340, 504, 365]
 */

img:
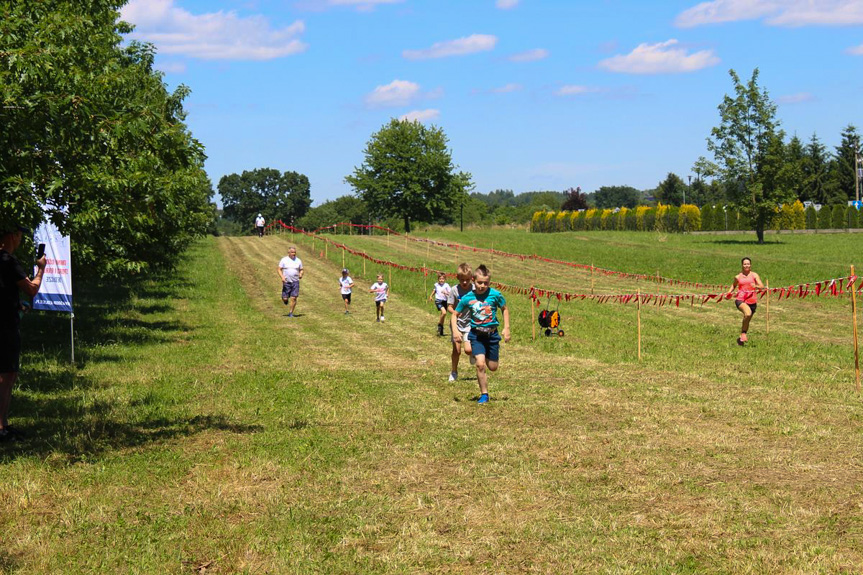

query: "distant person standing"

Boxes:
[278, 246, 304, 317]
[339, 268, 354, 314]
[255, 214, 265, 237]
[729, 256, 764, 346]
[0, 225, 46, 441]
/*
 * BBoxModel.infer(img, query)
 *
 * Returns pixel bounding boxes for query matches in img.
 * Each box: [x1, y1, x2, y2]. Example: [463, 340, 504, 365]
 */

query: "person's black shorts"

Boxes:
[342, 293, 352, 303]
[0, 328, 21, 373]
[735, 300, 757, 314]
[435, 299, 447, 311]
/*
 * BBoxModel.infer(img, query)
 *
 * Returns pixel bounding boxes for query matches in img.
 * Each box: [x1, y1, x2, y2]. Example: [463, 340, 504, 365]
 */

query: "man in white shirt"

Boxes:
[255, 214, 265, 237]
[278, 246, 304, 317]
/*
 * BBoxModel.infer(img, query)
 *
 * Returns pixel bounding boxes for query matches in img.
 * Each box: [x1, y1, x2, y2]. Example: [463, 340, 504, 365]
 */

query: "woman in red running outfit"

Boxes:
[729, 257, 763, 345]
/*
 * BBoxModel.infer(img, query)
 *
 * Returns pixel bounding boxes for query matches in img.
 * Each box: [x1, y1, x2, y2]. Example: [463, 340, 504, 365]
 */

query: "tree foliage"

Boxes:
[297, 195, 368, 231]
[345, 119, 471, 233]
[560, 187, 589, 211]
[219, 168, 312, 229]
[593, 186, 641, 209]
[707, 69, 795, 243]
[0, 0, 215, 275]
[655, 174, 687, 206]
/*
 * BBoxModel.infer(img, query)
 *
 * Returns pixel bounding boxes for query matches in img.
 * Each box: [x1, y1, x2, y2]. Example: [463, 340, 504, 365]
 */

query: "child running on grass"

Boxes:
[454, 264, 510, 404]
[447, 263, 475, 382]
[339, 268, 354, 314]
[369, 273, 389, 322]
[428, 272, 451, 336]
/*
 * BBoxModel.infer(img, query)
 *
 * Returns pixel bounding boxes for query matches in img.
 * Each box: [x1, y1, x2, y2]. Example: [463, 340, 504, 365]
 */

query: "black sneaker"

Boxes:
[437, 324, 444, 336]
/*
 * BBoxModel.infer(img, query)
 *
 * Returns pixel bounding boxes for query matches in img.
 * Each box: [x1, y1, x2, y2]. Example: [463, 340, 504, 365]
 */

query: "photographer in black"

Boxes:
[0, 226, 46, 441]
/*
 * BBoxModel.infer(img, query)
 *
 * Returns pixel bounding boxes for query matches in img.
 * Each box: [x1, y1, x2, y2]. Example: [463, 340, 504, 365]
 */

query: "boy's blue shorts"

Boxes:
[468, 330, 501, 362]
[435, 299, 447, 310]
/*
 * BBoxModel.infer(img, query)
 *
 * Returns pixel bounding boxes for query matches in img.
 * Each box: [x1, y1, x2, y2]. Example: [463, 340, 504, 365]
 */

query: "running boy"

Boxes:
[447, 263, 474, 382]
[428, 272, 451, 336]
[339, 268, 354, 314]
[369, 274, 389, 322]
[454, 264, 510, 404]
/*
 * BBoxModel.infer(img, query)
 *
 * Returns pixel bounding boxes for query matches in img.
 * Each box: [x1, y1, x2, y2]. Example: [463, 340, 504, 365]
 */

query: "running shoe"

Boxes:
[288, 313, 293, 318]
[380, 316, 385, 322]
[449, 371, 458, 382]
[438, 324, 444, 336]
[477, 394, 489, 404]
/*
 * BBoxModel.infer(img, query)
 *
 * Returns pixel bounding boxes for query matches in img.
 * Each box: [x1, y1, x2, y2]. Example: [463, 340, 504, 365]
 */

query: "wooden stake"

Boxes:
[342, 247, 345, 269]
[531, 292, 536, 341]
[852, 265, 860, 393]
[389, 266, 392, 292]
[325, 240, 328, 259]
[637, 288, 642, 362]
[363, 257, 366, 276]
[423, 262, 427, 298]
[590, 263, 594, 295]
[765, 279, 770, 338]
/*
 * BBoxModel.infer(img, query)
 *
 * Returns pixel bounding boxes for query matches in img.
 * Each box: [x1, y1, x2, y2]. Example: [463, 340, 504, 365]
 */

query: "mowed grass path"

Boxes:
[1, 233, 862, 573]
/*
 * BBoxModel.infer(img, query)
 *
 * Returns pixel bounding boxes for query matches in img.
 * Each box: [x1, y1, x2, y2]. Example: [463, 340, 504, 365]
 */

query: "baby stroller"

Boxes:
[538, 295, 564, 337]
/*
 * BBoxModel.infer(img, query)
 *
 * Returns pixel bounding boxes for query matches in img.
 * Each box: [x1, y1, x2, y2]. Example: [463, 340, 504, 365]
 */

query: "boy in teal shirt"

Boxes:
[454, 264, 511, 404]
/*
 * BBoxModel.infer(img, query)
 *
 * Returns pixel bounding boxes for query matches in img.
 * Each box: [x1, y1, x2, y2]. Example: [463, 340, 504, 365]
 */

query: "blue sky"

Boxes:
[120, 0, 863, 207]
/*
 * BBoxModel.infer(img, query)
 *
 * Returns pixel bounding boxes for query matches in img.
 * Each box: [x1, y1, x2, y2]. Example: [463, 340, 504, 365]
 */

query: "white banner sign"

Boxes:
[32, 221, 73, 313]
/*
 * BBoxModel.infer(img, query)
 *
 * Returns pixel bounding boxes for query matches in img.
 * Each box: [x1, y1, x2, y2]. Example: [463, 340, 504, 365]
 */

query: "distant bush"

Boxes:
[805, 204, 818, 229]
[832, 205, 848, 229]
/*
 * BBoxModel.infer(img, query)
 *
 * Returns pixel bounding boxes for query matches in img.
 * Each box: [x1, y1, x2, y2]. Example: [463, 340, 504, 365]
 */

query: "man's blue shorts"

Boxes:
[468, 330, 501, 362]
[282, 281, 300, 299]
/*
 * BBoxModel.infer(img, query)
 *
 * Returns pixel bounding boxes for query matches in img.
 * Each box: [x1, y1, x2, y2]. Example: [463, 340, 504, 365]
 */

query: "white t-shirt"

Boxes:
[255, 216, 265, 227]
[279, 256, 303, 282]
[339, 275, 353, 295]
[447, 283, 474, 333]
[371, 281, 388, 302]
[432, 281, 451, 301]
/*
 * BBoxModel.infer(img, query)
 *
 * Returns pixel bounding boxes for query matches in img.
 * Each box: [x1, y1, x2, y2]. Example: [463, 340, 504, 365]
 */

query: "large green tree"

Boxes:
[707, 69, 794, 243]
[345, 119, 472, 233]
[655, 173, 687, 206]
[593, 185, 641, 209]
[0, 0, 214, 274]
[833, 125, 862, 202]
[219, 168, 312, 229]
[803, 133, 840, 205]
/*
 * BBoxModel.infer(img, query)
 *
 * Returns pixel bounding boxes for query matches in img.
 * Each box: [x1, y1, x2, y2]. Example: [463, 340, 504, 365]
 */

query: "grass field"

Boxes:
[2, 229, 863, 573]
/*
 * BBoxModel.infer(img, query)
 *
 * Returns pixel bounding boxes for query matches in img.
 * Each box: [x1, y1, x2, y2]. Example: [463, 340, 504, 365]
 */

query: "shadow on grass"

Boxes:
[702, 239, 785, 246]
[3, 270, 264, 463]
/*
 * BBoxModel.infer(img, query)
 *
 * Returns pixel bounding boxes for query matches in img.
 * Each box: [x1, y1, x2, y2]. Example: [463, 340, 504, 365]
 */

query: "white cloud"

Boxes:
[847, 44, 863, 54]
[555, 85, 602, 96]
[492, 83, 523, 93]
[295, 0, 403, 10]
[403, 34, 497, 60]
[778, 92, 816, 104]
[496, 0, 519, 9]
[508, 48, 549, 62]
[399, 109, 441, 122]
[365, 79, 422, 107]
[155, 61, 187, 74]
[598, 39, 719, 74]
[676, 0, 863, 28]
[121, 0, 307, 60]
